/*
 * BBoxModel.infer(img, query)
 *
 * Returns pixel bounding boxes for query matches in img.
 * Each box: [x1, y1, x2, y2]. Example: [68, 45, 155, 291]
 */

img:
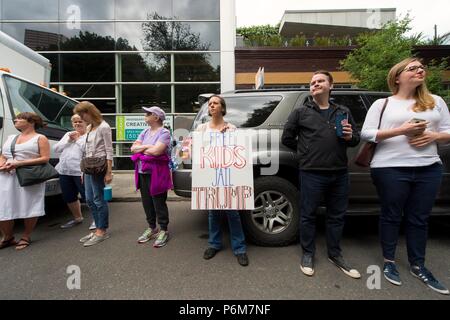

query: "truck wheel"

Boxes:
[241, 176, 299, 246]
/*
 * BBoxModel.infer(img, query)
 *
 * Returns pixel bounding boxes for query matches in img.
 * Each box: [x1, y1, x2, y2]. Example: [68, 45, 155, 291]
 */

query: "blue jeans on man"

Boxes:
[371, 163, 442, 267]
[208, 210, 246, 255]
[84, 173, 109, 230]
[299, 170, 349, 258]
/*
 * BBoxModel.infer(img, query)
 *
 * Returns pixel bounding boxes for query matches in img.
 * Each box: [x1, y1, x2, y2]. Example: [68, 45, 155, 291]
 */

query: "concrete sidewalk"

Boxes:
[109, 171, 186, 202]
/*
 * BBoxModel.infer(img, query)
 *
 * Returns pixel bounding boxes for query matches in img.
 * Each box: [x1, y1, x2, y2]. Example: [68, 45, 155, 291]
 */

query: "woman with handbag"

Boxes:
[361, 58, 450, 295]
[54, 114, 88, 229]
[0, 112, 51, 250]
[74, 101, 113, 247]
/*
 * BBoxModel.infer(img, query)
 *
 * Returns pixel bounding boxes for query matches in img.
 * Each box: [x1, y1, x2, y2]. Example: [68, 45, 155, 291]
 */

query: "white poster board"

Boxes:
[191, 130, 254, 210]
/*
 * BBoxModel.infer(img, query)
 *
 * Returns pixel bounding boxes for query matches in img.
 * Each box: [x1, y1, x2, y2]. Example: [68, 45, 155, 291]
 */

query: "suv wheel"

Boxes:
[241, 176, 299, 246]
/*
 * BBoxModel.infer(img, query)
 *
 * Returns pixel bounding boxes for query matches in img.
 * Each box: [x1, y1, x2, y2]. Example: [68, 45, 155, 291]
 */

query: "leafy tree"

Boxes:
[341, 17, 449, 101]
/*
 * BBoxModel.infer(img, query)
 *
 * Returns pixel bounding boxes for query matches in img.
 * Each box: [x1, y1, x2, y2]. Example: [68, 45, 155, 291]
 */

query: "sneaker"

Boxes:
[236, 253, 249, 266]
[89, 221, 96, 230]
[383, 262, 402, 286]
[83, 233, 110, 247]
[328, 255, 361, 279]
[300, 254, 315, 276]
[410, 265, 450, 295]
[137, 227, 159, 244]
[79, 232, 95, 243]
[60, 218, 83, 229]
[153, 230, 169, 248]
[203, 247, 219, 260]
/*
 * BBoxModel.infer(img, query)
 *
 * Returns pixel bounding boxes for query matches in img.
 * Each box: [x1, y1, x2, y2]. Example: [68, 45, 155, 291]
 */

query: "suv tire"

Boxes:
[241, 176, 299, 246]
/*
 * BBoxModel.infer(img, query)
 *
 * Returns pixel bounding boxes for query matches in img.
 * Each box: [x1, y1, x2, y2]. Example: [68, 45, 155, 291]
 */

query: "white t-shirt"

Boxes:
[53, 132, 86, 176]
[361, 95, 450, 168]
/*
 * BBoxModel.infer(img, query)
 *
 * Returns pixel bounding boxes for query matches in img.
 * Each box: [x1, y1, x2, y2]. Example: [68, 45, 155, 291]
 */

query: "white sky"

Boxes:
[235, 0, 450, 40]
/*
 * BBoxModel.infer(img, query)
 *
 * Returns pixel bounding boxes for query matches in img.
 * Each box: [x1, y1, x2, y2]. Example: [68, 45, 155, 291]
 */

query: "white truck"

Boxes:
[0, 30, 52, 86]
[0, 75, 78, 196]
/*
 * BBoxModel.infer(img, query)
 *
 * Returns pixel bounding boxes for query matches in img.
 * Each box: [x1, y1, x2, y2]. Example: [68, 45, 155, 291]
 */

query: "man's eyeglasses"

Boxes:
[402, 65, 427, 73]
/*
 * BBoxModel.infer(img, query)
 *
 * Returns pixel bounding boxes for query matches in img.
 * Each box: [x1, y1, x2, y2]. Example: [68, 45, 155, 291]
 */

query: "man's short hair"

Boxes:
[313, 70, 334, 84]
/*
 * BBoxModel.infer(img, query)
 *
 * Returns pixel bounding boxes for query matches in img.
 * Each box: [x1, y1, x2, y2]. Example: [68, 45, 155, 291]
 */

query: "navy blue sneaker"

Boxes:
[410, 265, 450, 295]
[383, 262, 402, 286]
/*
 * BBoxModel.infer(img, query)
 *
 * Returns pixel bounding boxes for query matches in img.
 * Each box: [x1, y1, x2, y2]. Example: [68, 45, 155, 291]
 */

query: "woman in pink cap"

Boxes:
[131, 106, 173, 248]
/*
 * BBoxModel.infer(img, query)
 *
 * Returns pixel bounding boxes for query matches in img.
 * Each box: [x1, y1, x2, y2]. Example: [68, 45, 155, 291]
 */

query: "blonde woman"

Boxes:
[74, 101, 113, 247]
[54, 114, 87, 229]
[361, 58, 450, 294]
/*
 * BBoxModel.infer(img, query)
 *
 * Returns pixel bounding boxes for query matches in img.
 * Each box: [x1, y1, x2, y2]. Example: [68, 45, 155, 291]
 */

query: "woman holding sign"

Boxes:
[196, 95, 249, 267]
[131, 106, 172, 248]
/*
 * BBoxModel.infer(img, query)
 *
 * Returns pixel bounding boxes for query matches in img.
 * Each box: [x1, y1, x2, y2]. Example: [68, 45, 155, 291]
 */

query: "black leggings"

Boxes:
[138, 173, 169, 231]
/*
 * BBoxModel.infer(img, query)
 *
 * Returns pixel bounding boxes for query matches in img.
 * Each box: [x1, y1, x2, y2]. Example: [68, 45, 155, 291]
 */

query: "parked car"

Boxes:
[173, 88, 450, 246]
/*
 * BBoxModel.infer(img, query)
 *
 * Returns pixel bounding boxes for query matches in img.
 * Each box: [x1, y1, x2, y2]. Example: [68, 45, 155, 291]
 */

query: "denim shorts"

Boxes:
[59, 175, 85, 203]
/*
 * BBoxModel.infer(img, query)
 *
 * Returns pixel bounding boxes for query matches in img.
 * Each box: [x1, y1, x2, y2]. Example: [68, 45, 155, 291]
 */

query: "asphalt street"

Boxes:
[1, 200, 450, 300]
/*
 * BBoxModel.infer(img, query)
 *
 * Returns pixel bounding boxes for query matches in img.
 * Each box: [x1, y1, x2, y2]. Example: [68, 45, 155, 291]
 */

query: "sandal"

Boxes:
[0, 237, 17, 249]
[15, 238, 31, 251]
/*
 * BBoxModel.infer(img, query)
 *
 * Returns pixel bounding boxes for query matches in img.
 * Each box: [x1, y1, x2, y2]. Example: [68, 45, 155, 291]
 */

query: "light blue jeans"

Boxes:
[84, 174, 109, 230]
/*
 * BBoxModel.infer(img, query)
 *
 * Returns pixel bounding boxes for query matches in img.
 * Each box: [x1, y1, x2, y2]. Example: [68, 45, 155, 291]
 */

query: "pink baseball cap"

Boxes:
[142, 106, 166, 121]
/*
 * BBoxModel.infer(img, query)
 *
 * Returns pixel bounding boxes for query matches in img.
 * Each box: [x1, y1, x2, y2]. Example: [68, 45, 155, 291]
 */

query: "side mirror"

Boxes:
[0, 116, 3, 130]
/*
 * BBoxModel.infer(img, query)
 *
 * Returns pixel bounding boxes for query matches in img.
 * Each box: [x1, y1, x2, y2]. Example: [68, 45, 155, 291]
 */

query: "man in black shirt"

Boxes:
[282, 70, 361, 279]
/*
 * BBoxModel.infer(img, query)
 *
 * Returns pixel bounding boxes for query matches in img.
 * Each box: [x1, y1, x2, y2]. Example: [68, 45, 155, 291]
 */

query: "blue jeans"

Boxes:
[371, 163, 443, 267]
[59, 175, 85, 204]
[299, 170, 349, 257]
[84, 173, 109, 230]
[208, 210, 247, 255]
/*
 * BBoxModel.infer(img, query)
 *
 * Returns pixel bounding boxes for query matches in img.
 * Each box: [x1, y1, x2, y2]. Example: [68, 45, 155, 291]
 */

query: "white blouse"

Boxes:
[361, 95, 450, 168]
[53, 132, 86, 176]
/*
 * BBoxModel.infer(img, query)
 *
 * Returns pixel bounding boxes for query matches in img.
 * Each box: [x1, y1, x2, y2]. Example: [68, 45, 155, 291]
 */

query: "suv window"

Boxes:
[192, 95, 283, 129]
[330, 94, 367, 129]
[4, 75, 75, 129]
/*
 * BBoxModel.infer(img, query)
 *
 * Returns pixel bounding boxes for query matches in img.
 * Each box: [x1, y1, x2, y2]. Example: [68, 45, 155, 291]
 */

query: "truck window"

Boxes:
[4, 75, 75, 129]
[192, 96, 283, 129]
[330, 94, 367, 129]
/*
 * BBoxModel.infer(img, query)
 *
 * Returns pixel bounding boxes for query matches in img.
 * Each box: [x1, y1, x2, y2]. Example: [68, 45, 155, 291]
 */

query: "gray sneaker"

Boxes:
[60, 218, 84, 229]
[89, 221, 96, 230]
[153, 230, 169, 248]
[83, 233, 110, 247]
[80, 232, 95, 243]
[137, 227, 159, 244]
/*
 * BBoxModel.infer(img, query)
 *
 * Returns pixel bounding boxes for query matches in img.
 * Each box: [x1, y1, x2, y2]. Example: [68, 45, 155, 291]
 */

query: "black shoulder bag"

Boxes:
[11, 135, 59, 187]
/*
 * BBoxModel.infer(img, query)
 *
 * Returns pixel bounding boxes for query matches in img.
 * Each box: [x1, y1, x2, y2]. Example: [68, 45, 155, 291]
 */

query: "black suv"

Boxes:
[173, 89, 450, 246]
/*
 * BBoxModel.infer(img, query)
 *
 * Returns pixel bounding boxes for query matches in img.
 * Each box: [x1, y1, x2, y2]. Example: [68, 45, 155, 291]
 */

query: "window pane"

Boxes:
[173, 22, 220, 51]
[59, 23, 115, 51]
[173, 0, 220, 20]
[175, 84, 220, 113]
[2, 23, 60, 50]
[60, 0, 114, 20]
[121, 53, 170, 82]
[175, 53, 220, 81]
[3, 0, 58, 20]
[116, 0, 172, 20]
[116, 22, 172, 51]
[62, 85, 115, 98]
[121, 85, 171, 113]
[42, 53, 60, 82]
[87, 99, 116, 114]
[115, 156, 134, 170]
[60, 53, 115, 82]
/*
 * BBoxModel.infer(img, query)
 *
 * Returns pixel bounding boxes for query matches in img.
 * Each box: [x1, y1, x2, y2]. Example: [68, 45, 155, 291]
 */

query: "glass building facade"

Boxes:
[0, 0, 234, 169]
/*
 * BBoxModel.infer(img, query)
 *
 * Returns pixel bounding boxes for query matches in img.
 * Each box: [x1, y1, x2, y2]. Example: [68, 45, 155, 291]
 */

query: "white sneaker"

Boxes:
[83, 233, 110, 247]
[80, 232, 95, 243]
[89, 221, 96, 230]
